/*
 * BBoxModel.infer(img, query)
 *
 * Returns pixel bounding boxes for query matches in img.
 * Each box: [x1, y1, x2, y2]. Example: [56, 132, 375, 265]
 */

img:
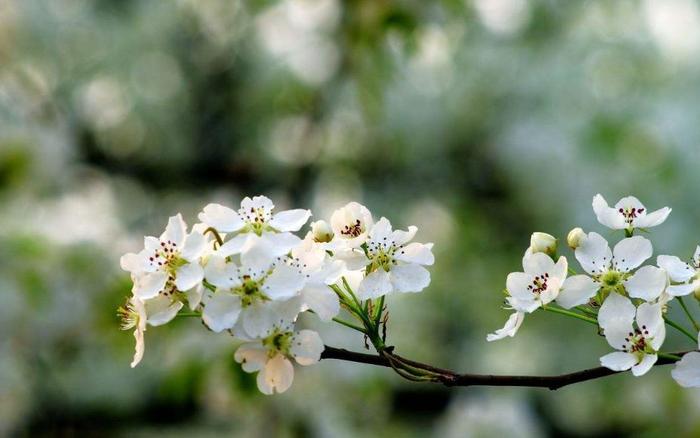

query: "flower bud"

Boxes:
[530, 232, 557, 257]
[311, 220, 334, 243]
[567, 227, 585, 250]
[694, 282, 700, 301]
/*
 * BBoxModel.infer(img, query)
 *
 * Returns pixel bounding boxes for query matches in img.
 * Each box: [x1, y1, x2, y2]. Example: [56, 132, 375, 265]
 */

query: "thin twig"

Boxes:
[320, 346, 692, 390]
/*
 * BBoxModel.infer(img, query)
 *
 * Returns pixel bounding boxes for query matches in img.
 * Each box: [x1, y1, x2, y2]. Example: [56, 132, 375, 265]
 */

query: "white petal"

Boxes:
[593, 194, 626, 229]
[181, 231, 207, 262]
[631, 353, 657, 376]
[133, 271, 168, 300]
[613, 236, 652, 273]
[234, 343, 268, 372]
[506, 272, 535, 301]
[204, 255, 241, 289]
[672, 352, 700, 387]
[301, 283, 340, 321]
[290, 330, 324, 366]
[600, 351, 637, 371]
[506, 296, 541, 313]
[551, 256, 568, 282]
[130, 328, 145, 368]
[242, 302, 278, 337]
[369, 217, 393, 242]
[218, 233, 252, 257]
[162, 214, 187, 246]
[556, 275, 599, 309]
[198, 203, 244, 232]
[624, 265, 666, 302]
[394, 242, 434, 266]
[357, 270, 392, 300]
[390, 264, 431, 293]
[657, 255, 695, 283]
[185, 284, 204, 310]
[120, 252, 147, 273]
[269, 209, 312, 232]
[668, 283, 695, 297]
[575, 232, 612, 276]
[522, 252, 555, 275]
[258, 354, 294, 395]
[635, 207, 671, 228]
[614, 195, 646, 212]
[636, 302, 665, 350]
[262, 232, 302, 256]
[694, 246, 700, 267]
[246, 195, 275, 212]
[598, 293, 636, 332]
[263, 263, 305, 300]
[145, 295, 183, 326]
[392, 225, 418, 246]
[486, 311, 525, 342]
[175, 263, 204, 292]
[202, 292, 242, 332]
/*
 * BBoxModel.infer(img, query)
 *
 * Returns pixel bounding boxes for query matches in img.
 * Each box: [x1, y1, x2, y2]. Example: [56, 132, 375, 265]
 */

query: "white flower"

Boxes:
[671, 352, 700, 388]
[567, 227, 585, 250]
[291, 236, 344, 321]
[355, 217, 434, 300]
[120, 214, 207, 301]
[310, 220, 334, 243]
[330, 202, 374, 248]
[506, 252, 568, 313]
[529, 232, 557, 257]
[657, 247, 700, 297]
[199, 195, 311, 259]
[556, 232, 666, 308]
[592, 194, 671, 233]
[234, 328, 324, 394]
[202, 240, 305, 336]
[598, 294, 665, 376]
[118, 296, 148, 368]
[486, 310, 525, 342]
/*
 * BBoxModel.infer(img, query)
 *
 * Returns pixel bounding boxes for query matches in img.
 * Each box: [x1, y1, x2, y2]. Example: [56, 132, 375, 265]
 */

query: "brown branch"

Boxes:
[320, 346, 691, 390]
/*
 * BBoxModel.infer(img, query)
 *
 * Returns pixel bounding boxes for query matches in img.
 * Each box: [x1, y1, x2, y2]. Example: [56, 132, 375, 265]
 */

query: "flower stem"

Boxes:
[658, 352, 683, 361]
[332, 317, 367, 333]
[664, 316, 698, 344]
[678, 296, 700, 332]
[543, 305, 598, 325]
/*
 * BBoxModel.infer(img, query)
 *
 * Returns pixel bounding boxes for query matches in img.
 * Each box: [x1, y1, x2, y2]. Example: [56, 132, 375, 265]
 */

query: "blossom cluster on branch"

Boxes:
[119, 197, 433, 394]
[488, 194, 700, 387]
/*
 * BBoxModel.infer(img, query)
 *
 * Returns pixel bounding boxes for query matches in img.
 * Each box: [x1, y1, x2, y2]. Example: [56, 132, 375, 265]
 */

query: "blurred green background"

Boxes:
[3, 0, 700, 436]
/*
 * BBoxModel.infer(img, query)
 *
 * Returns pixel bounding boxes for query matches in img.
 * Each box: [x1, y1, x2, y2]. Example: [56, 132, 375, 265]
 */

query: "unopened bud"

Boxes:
[311, 220, 334, 243]
[567, 227, 585, 250]
[530, 232, 557, 257]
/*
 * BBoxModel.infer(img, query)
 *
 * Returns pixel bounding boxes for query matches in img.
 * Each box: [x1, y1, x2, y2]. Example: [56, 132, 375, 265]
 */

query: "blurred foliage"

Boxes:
[3, 0, 700, 436]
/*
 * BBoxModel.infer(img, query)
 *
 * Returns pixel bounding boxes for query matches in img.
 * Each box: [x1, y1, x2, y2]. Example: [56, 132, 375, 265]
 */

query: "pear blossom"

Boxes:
[656, 247, 700, 297]
[120, 214, 207, 301]
[486, 310, 525, 342]
[529, 232, 557, 257]
[355, 217, 434, 300]
[592, 194, 671, 233]
[671, 351, 700, 388]
[118, 296, 147, 368]
[506, 251, 568, 313]
[598, 294, 665, 376]
[202, 240, 305, 336]
[556, 232, 666, 309]
[567, 227, 585, 250]
[198, 195, 311, 259]
[291, 236, 345, 321]
[330, 202, 374, 248]
[234, 328, 324, 394]
[310, 220, 334, 243]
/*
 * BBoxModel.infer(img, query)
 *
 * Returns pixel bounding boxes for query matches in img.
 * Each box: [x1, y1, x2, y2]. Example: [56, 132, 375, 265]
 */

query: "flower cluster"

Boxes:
[489, 194, 700, 387]
[119, 196, 434, 394]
